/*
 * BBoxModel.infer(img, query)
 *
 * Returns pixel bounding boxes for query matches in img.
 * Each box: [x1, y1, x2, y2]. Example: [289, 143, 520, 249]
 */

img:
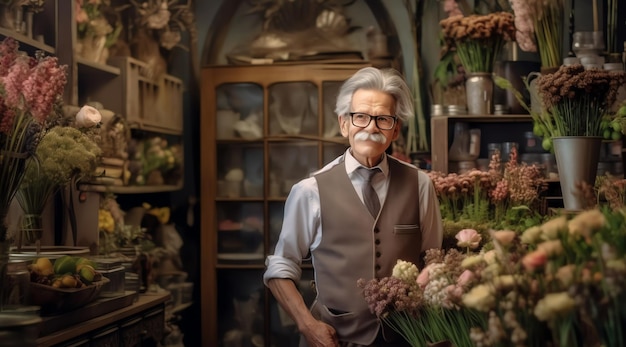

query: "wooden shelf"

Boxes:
[430, 114, 534, 173]
[79, 183, 183, 194]
[0, 27, 55, 54]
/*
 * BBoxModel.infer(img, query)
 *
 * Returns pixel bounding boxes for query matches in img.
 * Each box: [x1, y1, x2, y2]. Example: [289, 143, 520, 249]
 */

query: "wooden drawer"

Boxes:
[90, 326, 119, 347]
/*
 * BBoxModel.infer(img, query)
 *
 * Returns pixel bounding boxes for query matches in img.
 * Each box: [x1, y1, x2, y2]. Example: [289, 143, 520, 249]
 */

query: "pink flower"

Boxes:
[416, 264, 432, 288]
[455, 228, 481, 249]
[522, 249, 547, 272]
[457, 269, 474, 287]
[492, 230, 517, 246]
[443, 0, 463, 17]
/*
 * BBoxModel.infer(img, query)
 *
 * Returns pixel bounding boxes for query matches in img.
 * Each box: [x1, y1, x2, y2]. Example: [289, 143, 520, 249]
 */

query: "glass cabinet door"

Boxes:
[216, 83, 264, 140]
[269, 82, 318, 136]
[218, 269, 265, 346]
[216, 202, 264, 263]
[322, 81, 342, 139]
[268, 142, 319, 197]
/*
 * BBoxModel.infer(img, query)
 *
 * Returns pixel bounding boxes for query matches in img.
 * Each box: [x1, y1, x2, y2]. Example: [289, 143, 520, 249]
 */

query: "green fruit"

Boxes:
[542, 137, 552, 151]
[533, 124, 543, 136]
[53, 255, 77, 275]
[78, 264, 96, 285]
[619, 106, 626, 117]
[604, 129, 612, 139]
[612, 131, 622, 141]
[75, 257, 96, 269]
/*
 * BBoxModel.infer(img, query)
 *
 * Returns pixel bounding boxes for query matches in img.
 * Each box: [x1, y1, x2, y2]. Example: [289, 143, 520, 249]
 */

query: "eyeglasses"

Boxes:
[349, 112, 397, 130]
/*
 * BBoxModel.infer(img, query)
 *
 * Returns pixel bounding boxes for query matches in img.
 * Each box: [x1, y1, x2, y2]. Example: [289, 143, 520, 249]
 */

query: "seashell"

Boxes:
[316, 10, 349, 36]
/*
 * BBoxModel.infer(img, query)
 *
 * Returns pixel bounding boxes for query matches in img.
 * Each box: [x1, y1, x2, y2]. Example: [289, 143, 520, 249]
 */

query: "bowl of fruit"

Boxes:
[28, 256, 109, 314]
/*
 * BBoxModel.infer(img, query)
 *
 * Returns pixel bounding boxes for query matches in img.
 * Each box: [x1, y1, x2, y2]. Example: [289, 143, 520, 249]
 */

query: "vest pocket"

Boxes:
[393, 224, 420, 234]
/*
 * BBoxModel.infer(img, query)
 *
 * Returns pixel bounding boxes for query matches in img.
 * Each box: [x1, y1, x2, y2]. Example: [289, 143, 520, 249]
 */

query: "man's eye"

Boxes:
[355, 114, 368, 120]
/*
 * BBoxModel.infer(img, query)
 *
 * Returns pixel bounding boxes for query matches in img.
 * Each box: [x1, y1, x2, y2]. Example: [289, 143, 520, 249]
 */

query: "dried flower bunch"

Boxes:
[427, 147, 547, 245]
[439, 12, 516, 73]
[0, 37, 66, 241]
[534, 64, 626, 140]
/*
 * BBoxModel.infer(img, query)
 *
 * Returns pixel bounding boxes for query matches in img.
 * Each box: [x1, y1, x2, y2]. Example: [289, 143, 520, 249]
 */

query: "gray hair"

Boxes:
[334, 67, 414, 123]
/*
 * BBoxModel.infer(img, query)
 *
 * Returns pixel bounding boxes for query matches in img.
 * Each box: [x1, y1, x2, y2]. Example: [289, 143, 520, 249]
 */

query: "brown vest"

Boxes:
[311, 156, 422, 345]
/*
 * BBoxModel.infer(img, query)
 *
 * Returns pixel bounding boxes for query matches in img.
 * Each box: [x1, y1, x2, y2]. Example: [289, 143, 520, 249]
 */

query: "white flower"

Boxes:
[392, 260, 418, 284]
[75, 105, 102, 128]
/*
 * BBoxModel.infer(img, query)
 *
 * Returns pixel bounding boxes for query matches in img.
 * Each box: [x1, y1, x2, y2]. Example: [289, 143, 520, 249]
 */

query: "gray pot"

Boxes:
[552, 136, 602, 211]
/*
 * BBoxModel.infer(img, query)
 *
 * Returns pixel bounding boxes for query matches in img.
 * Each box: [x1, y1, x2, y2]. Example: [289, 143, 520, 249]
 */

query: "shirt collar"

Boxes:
[344, 148, 389, 177]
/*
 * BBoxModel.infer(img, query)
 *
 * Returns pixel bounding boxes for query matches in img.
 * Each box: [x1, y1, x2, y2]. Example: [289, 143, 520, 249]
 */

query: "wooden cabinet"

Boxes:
[200, 64, 368, 346]
[36, 293, 169, 347]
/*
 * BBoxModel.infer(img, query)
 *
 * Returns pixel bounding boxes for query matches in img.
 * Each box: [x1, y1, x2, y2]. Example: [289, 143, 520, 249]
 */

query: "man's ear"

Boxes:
[339, 115, 349, 137]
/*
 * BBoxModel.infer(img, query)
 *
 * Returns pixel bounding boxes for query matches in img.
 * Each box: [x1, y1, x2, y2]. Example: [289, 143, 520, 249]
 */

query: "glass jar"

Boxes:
[2, 260, 30, 309]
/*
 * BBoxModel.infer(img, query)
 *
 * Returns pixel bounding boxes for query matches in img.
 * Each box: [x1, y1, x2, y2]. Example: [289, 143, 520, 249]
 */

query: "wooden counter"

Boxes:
[36, 292, 170, 347]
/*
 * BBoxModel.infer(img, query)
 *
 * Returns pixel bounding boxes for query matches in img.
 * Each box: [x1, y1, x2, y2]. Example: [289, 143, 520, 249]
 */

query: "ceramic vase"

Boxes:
[465, 72, 493, 115]
[552, 136, 602, 211]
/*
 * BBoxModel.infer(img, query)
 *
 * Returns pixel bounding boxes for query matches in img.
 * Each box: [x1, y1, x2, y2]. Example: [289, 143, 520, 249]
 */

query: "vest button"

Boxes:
[375, 264, 381, 271]
[374, 227, 380, 233]
[375, 252, 381, 258]
[375, 239, 380, 245]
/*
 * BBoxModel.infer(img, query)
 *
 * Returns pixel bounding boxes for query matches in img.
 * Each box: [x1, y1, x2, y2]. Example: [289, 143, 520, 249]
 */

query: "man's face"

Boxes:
[339, 89, 400, 167]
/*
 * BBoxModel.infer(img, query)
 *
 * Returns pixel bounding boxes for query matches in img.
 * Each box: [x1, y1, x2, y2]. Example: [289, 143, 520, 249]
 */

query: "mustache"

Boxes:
[354, 131, 387, 143]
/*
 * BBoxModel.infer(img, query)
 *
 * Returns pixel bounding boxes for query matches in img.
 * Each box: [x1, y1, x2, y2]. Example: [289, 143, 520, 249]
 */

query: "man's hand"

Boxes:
[301, 320, 339, 347]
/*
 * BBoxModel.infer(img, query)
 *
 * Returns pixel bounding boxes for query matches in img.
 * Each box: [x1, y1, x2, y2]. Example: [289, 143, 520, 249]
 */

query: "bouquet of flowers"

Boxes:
[16, 123, 101, 243]
[98, 194, 150, 255]
[75, 0, 124, 63]
[439, 12, 516, 73]
[427, 147, 547, 246]
[0, 37, 67, 242]
[529, 64, 626, 151]
[357, 230, 487, 347]
[510, 0, 564, 69]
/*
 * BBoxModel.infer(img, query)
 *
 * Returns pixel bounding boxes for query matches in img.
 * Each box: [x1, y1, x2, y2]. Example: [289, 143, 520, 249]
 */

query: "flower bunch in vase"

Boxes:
[510, 0, 564, 70]
[439, 12, 516, 73]
[75, 0, 123, 64]
[0, 37, 67, 243]
[16, 120, 101, 245]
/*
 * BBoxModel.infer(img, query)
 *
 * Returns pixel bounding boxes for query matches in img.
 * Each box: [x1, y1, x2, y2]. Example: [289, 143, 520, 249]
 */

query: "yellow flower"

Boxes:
[492, 275, 519, 291]
[540, 215, 568, 240]
[462, 284, 495, 312]
[98, 209, 115, 233]
[461, 254, 484, 268]
[568, 209, 606, 243]
[534, 292, 576, 321]
[521, 225, 542, 244]
[536, 240, 563, 257]
[555, 265, 576, 287]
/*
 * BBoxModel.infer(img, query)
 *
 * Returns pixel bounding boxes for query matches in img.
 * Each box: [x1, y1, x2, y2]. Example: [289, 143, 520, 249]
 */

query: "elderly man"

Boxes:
[264, 67, 443, 347]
